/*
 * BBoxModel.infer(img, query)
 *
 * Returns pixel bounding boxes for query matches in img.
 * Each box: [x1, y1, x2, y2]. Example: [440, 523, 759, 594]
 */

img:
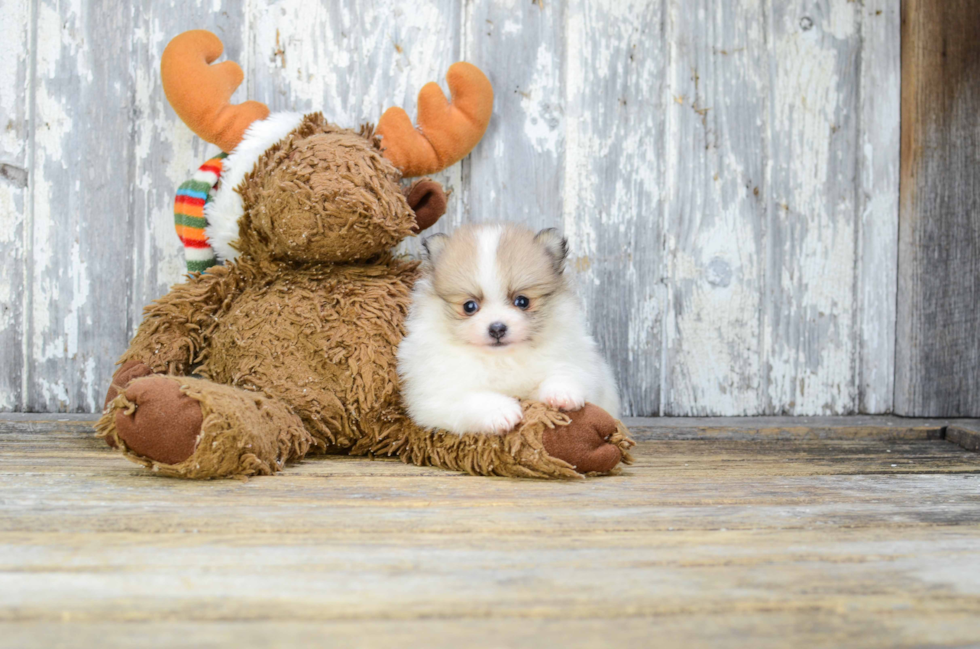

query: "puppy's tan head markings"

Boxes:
[421, 223, 571, 348]
[497, 225, 567, 310]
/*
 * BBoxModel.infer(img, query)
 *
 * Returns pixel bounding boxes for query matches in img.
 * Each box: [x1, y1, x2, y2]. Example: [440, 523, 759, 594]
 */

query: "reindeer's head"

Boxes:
[162, 30, 492, 266]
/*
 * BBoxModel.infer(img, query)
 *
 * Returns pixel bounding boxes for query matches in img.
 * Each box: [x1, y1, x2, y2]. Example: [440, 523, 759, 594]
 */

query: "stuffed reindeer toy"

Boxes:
[97, 30, 634, 479]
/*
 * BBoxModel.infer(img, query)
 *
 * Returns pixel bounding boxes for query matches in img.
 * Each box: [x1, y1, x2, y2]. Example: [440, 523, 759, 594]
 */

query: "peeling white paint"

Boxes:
[561, 0, 664, 415]
[31, 82, 72, 364]
[521, 44, 562, 155]
[63, 240, 89, 358]
[856, 0, 900, 414]
[250, 0, 453, 126]
[502, 20, 521, 35]
[764, 0, 861, 414]
[823, 0, 858, 40]
[38, 377, 69, 411]
[0, 0, 29, 158]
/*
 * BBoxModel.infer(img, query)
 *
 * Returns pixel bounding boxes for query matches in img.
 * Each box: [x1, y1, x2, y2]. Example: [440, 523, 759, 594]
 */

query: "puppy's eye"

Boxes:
[463, 300, 480, 315]
[513, 295, 530, 310]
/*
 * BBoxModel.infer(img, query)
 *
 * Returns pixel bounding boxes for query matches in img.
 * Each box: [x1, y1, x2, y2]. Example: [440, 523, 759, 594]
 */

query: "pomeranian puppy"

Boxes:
[397, 223, 620, 435]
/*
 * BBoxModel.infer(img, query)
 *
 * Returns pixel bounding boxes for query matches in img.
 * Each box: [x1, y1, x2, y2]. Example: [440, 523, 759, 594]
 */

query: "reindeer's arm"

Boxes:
[119, 263, 246, 375]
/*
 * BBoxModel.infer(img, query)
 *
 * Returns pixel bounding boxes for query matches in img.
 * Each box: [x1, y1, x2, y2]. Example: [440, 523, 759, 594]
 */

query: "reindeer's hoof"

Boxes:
[542, 403, 623, 474]
[115, 376, 203, 465]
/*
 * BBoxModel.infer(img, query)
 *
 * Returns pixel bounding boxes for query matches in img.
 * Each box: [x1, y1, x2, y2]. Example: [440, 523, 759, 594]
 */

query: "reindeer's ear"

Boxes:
[422, 233, 450, 264]
[534, 228, 568, 273]
[405, 179, 447, 233]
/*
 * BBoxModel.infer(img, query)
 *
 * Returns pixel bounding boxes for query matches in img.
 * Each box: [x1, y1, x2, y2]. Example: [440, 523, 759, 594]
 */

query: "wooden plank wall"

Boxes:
[0, 0, 901, 416]
[0, 0, 31, 411]
[896, 0, 980, 417]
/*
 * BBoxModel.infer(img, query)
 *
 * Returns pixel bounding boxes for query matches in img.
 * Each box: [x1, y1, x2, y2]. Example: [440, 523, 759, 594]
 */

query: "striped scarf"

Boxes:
[174, 152, 227, 273]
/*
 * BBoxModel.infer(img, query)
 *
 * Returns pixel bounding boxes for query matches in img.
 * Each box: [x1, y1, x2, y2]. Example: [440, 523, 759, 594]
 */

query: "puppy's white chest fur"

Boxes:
[397, 223, 620, 435]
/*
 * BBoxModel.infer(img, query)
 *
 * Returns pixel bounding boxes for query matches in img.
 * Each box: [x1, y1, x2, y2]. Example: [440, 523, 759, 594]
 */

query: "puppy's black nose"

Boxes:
[488, 322, 508, 340]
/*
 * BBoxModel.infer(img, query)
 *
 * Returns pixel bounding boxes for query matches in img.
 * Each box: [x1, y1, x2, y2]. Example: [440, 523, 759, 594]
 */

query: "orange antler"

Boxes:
[376, 63, 494, 177]
[161, 30, 270, 153]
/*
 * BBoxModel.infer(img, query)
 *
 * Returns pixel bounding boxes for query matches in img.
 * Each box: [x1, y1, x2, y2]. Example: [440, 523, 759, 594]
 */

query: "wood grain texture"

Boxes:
[26, 0, 136, 412]
[4, 615, 980, 649]
[896, 0, 980, 416]
[0, 0, 31, 411]
[856, 0, 899, 414]
[764, 0, 862, 415]
[563, 0, 665, 416]
[945, 420, 980, 453]
[0, 0, 904, 416]
[463, 0, 564, 233]
[623, 415, 949, 441]
[2, 416, 980, 647]
[662, 0, 767, 415]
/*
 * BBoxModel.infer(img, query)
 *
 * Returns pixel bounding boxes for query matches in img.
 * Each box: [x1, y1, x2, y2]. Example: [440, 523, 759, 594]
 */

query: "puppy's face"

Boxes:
[423, 224, 568, 350]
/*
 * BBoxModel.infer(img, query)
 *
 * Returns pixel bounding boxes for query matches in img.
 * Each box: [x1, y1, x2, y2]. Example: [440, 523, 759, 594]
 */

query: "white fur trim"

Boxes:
[205, 112, 304, 262]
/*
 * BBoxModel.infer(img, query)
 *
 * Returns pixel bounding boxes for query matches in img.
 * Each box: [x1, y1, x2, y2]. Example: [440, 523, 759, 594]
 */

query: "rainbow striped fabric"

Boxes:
[174, 152, 227, 273]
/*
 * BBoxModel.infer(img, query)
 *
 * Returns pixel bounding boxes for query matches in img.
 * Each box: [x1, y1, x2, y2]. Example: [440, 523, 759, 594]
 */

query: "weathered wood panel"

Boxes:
[663, 0, 899, 416]
[10, 614, 980, 649]
[856, 0, 900, 414]
[764, 0, 862, 415]
[662, 0, 767, 415]
[26, 0, 134, 412]
[945, 420, 980, 453]
[563, 0, 666, 416]
[7, 615, 978, 649]
[896, 0, 980, 416]
[2, 418, 980, 646]
[0, 0, 32, 411]
[0, 0, 903, 416]
[464, 0, 564, 233]
[624, 414, 949, 441]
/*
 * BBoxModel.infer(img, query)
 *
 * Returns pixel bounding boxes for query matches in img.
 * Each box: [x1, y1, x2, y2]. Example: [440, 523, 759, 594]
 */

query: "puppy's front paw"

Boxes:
[473, 395, 524, 434]
[538, 378, 586, 412]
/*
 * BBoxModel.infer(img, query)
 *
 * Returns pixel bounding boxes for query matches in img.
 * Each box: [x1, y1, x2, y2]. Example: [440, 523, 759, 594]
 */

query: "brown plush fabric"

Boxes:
[118, 262, 248, 376]
[370, 401, 632, 480]
[201, 256, 420, 451]
[236, 116, 417, 264]
[406, 179, 447, 232]
[97, 376, 313, 479]
[103, 360, 156, 449]
[104, 360, 154, 409]
[102, 115, 636, 480]
[112, 375, 203, 465]
[542, 404, 635, 474]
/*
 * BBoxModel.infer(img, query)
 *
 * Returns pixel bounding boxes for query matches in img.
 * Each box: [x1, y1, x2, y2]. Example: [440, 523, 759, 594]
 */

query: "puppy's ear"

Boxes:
[422, 233, 450, 264]
[534, 228, 568, 273]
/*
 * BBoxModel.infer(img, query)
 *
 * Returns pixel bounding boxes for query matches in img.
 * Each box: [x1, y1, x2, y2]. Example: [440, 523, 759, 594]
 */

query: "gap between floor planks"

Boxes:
[3, 414, 979, 451]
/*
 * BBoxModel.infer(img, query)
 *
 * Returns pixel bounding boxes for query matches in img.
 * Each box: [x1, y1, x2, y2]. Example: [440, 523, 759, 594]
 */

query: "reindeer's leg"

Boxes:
[361, 402, 635, 479]
[97, 376, 314, 479]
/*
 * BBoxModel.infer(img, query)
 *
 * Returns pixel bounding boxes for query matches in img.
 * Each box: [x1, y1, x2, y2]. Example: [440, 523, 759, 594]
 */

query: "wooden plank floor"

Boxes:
[2, 415, 980, 648]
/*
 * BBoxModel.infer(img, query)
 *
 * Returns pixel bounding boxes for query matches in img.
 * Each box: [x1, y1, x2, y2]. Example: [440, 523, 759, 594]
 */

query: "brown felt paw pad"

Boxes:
[104, 360, 155, 408]
[103, 361, 156, 449]
[542, 403, 622, 474]
[115, 376, 203, 465]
